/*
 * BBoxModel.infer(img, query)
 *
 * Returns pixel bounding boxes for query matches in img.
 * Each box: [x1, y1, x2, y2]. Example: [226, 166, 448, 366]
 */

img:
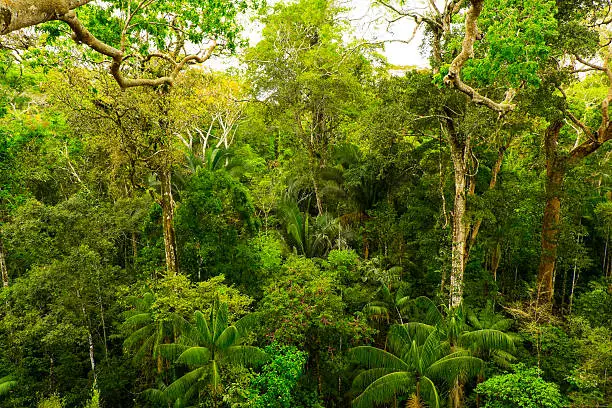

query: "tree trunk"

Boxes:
[160, 168, 178, 276]
[0, 234, 8, 288]
[0, 0, 92, 35]
[449, 141, 469, 309]
[537, 122, 565, 304]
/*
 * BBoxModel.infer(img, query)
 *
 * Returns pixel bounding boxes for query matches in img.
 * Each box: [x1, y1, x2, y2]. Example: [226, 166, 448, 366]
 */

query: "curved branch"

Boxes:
[59, 11, 216, 89]
[443, 0, 515, 114]
[0, 0, 92, 34]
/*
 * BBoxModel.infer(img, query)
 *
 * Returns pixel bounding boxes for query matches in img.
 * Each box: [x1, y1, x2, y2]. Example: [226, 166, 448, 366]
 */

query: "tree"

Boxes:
[376, 0, 557, 308]
[246, 0, 373, 216]
[349, 325, 484, 408]
[158, 299, 267, 406]
[2, 0, 256, 88]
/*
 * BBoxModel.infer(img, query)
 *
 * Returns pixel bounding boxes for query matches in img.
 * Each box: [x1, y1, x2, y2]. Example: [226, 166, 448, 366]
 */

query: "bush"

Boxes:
[476, 364, 567, 408]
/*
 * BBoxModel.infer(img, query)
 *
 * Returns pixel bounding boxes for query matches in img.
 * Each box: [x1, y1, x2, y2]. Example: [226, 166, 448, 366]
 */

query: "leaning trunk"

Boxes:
[160, 168, 178, 276]
[537, 122, 565, 304]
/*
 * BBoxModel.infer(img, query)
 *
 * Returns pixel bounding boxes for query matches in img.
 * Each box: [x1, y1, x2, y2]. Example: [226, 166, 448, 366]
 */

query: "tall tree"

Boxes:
[377, 0, 557, 308]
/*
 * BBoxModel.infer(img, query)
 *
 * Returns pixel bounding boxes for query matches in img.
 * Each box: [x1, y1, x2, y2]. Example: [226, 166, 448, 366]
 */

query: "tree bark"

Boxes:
[160, 168, 178, 276]
[0, 0, 91, 34]
[537, 122, 565, 303]
[449, 135, 469, 309]
[0, 234, 8, 288]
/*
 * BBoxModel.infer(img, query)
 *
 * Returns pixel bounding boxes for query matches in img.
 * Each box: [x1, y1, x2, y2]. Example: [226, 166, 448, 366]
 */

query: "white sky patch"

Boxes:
[206, 0, 429, 72]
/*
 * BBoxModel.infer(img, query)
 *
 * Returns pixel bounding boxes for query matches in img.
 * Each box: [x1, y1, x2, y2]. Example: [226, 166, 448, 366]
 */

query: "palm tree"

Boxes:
[0, 375, 16, 398]
[363, 281, 411, 325]
[404, 297, 516, 407]
[159, 299, 268, 406]
[349, 325, 484, 408]
[122, 292, 184, 375]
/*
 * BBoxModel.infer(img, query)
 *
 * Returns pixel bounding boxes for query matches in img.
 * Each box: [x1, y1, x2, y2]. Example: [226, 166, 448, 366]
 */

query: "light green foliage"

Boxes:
[476, 364, 567, 408]
[0, 375, 16, 398]
[465, 0, 558, 87]
[249, 343, 307, 408]
[36, 395, 64, 408]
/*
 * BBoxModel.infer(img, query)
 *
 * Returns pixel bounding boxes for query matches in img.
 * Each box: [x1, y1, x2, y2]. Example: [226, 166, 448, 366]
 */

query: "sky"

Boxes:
[210, 0, 429, 71]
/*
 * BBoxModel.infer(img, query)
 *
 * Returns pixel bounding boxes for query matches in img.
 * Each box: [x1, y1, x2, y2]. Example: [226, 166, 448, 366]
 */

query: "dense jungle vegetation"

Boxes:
[0, 0, 610, 407]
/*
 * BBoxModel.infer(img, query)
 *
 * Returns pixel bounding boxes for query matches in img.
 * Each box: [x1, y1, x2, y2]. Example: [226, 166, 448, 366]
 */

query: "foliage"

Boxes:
[475, 364, 567, 408]
[249, 343, 307, 408]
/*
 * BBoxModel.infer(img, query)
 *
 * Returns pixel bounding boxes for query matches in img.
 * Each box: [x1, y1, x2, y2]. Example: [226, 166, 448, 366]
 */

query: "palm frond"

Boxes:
[352, 368, 399, 392]
[459, 329, 516, 354]
[121, 312, 153, 330]
[222, 345, 268, 366]
[165, 366, 208, 401]
[215, 326, 239, 349]
[194, 310, 213, 345]
[158, 344, 191, 362]
[0, 376, 16, 397]
[213, 302, 229, 342]
[123, 324, 155, 351]
[419, 376, 440, 408]
[177, 347, 212, 366]
[412, 296, 443, 326]
[233, 312, 259, 338]
[349, 346, 409, 370]
[425, 355, 484, 385]
[352, 372, 413, 408]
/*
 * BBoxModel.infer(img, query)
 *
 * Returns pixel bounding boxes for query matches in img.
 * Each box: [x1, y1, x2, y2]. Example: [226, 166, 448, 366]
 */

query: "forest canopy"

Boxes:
[0, 0, 610, 407]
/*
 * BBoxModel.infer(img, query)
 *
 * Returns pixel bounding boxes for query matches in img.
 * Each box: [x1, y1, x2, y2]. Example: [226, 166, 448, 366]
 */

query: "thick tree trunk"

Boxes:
[0, 0, 91, 34]
[449, 142, 468, 309]
[160, 168, 178, 276]
[537, 122, 565, 304]
[0, 234, 8, 288]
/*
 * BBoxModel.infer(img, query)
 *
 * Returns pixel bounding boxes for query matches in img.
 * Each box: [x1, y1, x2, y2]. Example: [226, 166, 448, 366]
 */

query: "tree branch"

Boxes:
[0, 0, 92, 34]
[59, 11, 216, 89]
[443, 0, 515, 114]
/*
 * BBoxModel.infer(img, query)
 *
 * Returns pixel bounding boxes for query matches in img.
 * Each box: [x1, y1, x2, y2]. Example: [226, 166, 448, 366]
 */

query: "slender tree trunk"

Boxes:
[449, 139, 469, 309]
[537, 122, 565, 304]
[160, 168, 178, 276]
[0, 234, 8, 288]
